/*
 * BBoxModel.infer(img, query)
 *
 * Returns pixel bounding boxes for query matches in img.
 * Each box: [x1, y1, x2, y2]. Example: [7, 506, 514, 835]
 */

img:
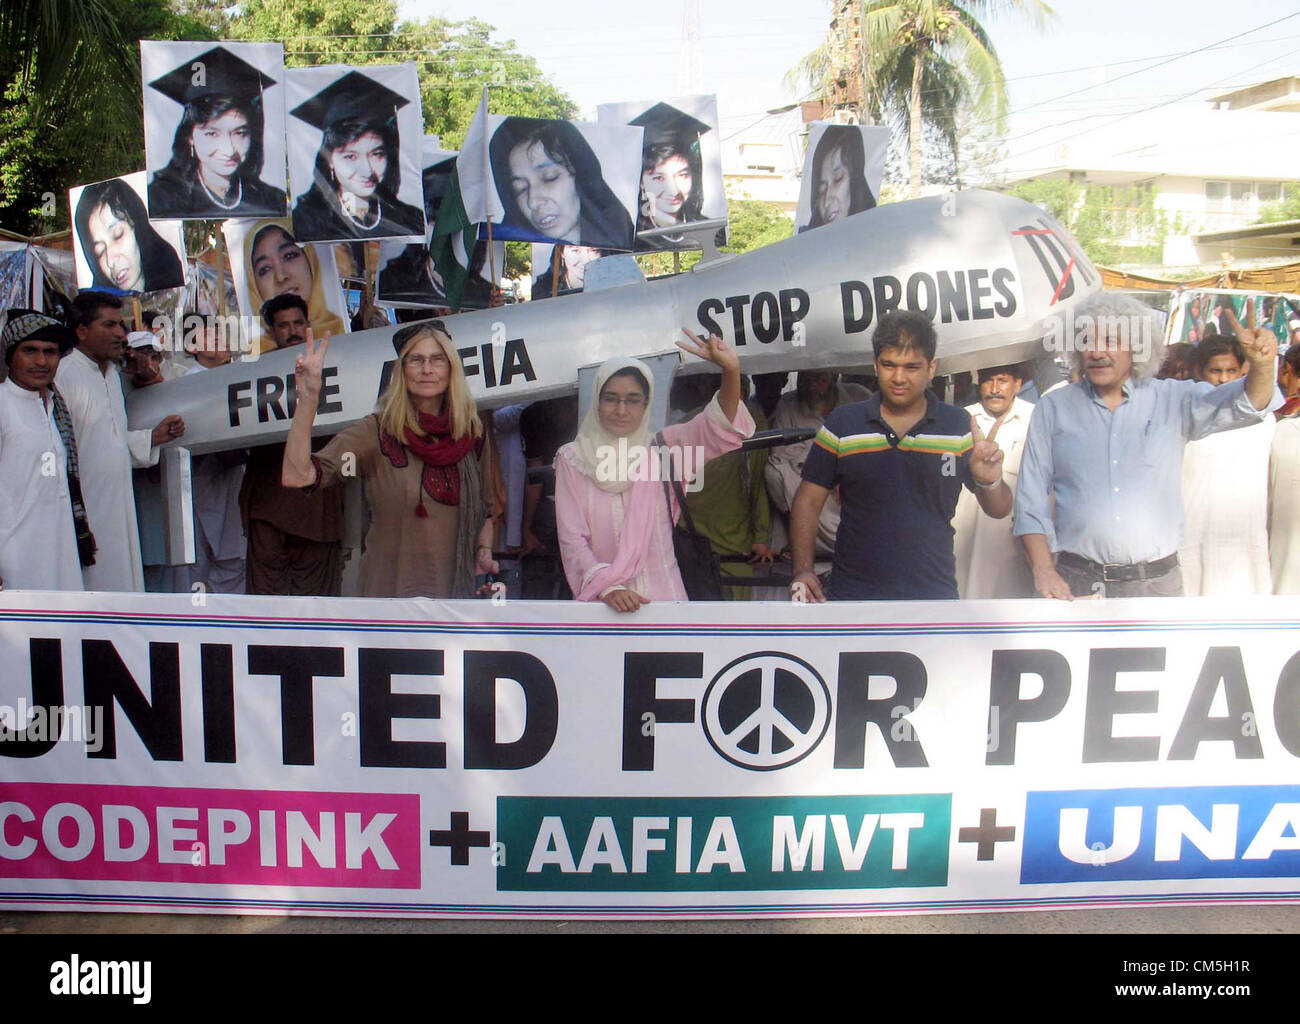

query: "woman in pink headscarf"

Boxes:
[555, 329, 754, 612]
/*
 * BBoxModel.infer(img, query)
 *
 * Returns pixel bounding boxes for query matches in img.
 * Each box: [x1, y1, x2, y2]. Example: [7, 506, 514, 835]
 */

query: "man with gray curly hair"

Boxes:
[1014, 291, 1281, 599]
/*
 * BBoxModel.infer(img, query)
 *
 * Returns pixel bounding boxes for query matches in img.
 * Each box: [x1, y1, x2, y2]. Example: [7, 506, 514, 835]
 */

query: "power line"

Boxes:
[1006, 44, 1300, 160]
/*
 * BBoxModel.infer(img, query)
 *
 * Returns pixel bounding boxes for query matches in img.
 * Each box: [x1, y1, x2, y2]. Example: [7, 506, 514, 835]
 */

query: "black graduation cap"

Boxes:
[629, 102, 712, 150]
[148, 45, 276, 106]
[289, 70, 410, 131]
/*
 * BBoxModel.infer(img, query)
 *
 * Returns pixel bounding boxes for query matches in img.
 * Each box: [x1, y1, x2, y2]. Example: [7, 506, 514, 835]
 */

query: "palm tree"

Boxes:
[0, 0, 133, 107]
[791, 1, 1054, 198]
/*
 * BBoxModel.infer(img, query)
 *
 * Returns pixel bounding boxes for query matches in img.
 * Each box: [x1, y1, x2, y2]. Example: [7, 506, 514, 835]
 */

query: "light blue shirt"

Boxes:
[1013, 375, 1281, 565]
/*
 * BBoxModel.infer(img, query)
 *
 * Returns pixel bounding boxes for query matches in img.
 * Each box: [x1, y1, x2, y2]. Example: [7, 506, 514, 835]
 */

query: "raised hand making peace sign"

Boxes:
[1220, 296, 1280, 413]
[1221, 296, 1278, 367]
[676, 326, 742, 423]
[969, 414, 1006, 488]
[293, 327, 331, 403]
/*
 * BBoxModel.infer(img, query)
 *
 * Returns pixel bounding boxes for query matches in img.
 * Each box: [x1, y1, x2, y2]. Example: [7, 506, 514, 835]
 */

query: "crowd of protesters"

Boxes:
[1, 287, 1297, 606]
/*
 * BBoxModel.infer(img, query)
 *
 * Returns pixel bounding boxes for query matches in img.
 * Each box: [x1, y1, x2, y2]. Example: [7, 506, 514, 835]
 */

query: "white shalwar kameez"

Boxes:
[54, 347, 158, 592]
[0, 378, 83, 590]
[1179, 413, 1275, 596]
[1269, 413, 1300, 595]
[953, 396, 1034, 599]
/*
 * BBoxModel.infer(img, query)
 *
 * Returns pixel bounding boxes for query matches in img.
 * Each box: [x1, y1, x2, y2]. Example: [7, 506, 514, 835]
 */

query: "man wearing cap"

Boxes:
[239, 298, 345, 596]
[55, 291, 185, 592]
[0, 311, 92, 591]
[1015, 292, 1282, 600]
[952, 363, 1035, 599]
[146, 44, 287, 219]
[124, 328, 175, 592]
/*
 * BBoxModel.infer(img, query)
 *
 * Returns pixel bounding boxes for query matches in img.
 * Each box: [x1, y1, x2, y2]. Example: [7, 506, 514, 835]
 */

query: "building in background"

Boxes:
[1000, 78, 1300, 271]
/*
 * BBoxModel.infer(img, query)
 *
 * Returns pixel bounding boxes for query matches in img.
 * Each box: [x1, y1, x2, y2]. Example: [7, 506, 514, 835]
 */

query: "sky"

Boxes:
[401, 0, 1300, 175]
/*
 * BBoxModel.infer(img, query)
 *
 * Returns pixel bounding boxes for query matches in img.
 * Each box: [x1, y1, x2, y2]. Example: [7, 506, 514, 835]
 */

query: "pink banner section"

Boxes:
[0, 783, 421, 889]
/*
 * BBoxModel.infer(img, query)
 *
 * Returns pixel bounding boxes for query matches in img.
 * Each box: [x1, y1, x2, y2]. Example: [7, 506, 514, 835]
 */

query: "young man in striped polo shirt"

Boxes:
[789, 310, 1011, 601]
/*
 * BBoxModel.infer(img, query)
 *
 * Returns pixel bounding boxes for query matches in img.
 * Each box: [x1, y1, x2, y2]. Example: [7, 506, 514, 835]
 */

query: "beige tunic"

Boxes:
[311, 414, 484, 599]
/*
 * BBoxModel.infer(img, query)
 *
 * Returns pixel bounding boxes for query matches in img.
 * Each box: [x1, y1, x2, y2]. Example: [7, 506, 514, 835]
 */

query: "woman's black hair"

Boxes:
[488, 118, 635, 251]
[158, 94, 266, 186]
[807, 125, 876, 229]
[314, 116, 403, 200]
[73, 178, 184, 293]
[636, 136, 704, 230]
[604, 367, 650, 399]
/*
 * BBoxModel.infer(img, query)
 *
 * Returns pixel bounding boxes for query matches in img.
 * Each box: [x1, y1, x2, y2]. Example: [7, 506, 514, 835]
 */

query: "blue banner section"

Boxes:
[1021, 786, 1300, 883]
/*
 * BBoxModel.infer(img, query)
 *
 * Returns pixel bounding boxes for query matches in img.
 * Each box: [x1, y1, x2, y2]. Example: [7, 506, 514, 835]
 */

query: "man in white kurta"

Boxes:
[1269, 409, 1300, 594]
[0, 313, 83, 590]
[952, 366, 1035, 599]
[1179, 339, 1274, 596]
[54, 294, 184, 592]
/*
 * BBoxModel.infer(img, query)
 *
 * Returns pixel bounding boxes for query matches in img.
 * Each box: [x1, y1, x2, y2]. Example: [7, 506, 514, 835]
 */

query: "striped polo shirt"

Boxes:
[802, 390, 976, 600]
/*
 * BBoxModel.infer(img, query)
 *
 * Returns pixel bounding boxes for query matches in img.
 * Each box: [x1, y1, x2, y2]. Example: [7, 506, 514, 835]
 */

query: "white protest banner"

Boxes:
[1, 592, 1298, 918]
[126, 190, 1102, 455]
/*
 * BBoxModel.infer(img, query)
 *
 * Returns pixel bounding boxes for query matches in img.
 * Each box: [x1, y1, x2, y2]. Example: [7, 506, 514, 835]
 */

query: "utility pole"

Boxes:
[678, 0, 704, 96]
[827, 0, 863, 122]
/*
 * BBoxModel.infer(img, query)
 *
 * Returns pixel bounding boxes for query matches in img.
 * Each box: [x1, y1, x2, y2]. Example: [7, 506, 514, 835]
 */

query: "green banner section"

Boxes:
[496, 795, 950, 892]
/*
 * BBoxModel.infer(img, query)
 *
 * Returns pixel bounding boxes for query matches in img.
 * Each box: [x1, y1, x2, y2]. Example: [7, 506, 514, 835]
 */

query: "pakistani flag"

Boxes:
[430, 164, 481, 311]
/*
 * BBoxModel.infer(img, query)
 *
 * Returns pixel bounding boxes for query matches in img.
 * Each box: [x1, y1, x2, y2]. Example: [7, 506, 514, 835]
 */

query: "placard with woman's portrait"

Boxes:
[459, 112, 641, 252]
[529, 243, 616, 301]
[223, 217, 350, 355]
[286, 63, 426, 244]
[376, 138, 503, 310]
[596, 94, 726, 252]
[141, 41, 288, 220]
[69, 172, 187, 293]
[795, 123, 890, 234]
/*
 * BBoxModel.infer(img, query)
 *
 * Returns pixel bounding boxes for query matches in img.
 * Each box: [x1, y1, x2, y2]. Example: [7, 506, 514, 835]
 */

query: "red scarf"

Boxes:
[379, 411, 476, 515]
[1277, 395, 1300, 421]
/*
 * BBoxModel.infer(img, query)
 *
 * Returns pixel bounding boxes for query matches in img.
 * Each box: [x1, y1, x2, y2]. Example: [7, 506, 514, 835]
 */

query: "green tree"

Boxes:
[0, 0, 215, 235]
[231, 3, 575, 147]
[1256, 184, 1300, 224]
[1007, 179, 1167, 266]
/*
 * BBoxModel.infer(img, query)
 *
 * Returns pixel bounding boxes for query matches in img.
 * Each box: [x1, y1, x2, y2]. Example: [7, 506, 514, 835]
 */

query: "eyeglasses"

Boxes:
[404, 353, 448, 370]
[599, 393, 647, 410]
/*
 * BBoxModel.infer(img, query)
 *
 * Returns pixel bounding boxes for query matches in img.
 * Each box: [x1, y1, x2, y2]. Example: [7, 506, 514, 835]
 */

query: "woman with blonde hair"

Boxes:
[282, 321, 497, 598]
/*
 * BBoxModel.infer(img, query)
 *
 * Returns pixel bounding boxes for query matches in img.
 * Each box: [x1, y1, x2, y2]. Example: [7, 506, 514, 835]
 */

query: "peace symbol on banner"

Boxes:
[701, 652, 831, 771]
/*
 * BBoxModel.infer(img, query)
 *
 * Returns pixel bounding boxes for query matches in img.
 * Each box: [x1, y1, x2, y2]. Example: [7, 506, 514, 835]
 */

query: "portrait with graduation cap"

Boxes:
[143, 41, 288, 220]
[629, 101, 713, 250]
[287, 67, 427, 244]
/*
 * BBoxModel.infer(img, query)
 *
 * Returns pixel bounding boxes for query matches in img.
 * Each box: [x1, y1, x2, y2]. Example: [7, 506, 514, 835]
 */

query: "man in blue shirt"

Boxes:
[790, 311, 1010, 601]
[1014, 292, 1281, 599]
